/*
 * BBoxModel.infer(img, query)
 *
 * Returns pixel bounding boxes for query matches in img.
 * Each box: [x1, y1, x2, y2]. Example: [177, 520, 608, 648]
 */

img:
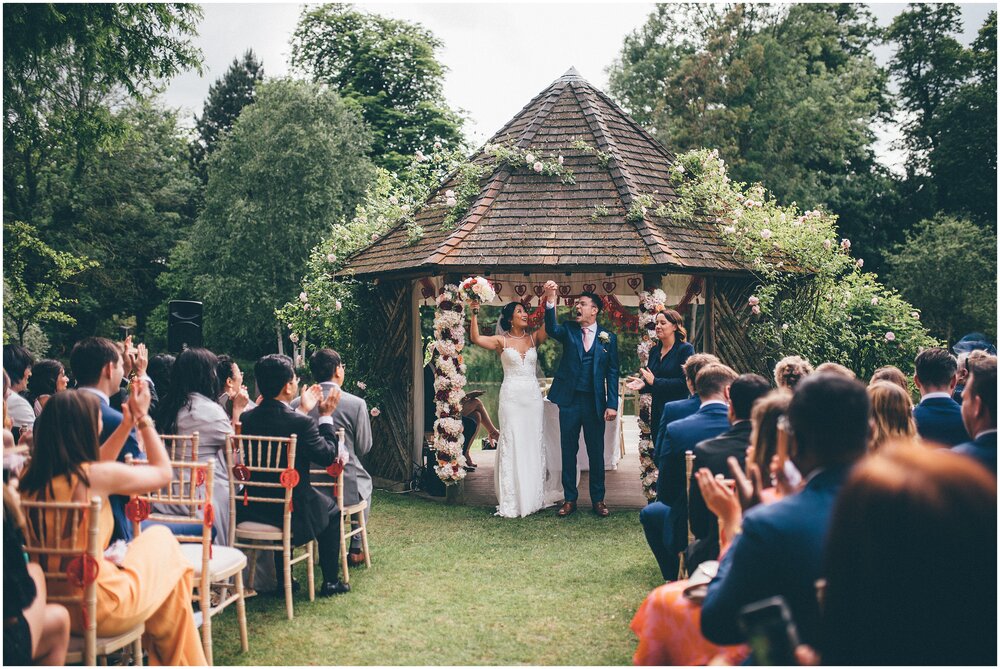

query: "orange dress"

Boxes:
[631, 580, 749, 666]
[22, 469, 206, 666]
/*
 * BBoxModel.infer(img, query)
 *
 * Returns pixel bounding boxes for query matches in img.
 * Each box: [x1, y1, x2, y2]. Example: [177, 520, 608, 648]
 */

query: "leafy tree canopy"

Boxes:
[290, 3, 464, 171]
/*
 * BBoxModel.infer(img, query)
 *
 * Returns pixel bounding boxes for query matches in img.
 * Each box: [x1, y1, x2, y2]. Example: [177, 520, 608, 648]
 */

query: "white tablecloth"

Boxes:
[542, 397, 623, 473]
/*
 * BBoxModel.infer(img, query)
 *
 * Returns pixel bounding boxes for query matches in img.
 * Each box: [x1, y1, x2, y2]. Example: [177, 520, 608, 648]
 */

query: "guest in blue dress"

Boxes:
[627, 308, 695, 443]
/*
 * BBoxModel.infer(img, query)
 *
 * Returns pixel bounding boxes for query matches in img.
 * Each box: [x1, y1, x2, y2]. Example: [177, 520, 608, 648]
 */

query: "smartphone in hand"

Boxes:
[738, 596, 800, 666]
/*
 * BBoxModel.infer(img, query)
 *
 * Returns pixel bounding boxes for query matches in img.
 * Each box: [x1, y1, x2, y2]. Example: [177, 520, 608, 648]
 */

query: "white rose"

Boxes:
[389, 195, 399, 205]
[525, 153, 536, 164]
[335, 300, 343, 311]
[446, 197, 457, 207]
[558, 155, 564, 165]
[533, 161, 543, 173]
[415, 150, 425, 161]
[445, 190, 455, 198]
[760, 228, 773, 239]
[326, 253, 337, 263]
[299, 292, 308, 303]
[289, 333, 299, 343]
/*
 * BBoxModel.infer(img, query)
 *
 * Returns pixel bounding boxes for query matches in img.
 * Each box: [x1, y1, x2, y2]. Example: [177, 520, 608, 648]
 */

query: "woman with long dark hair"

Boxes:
[25, 359, 68, 416]
[156, 347, 248, 545]
[19, 388, 206, 665]
[626, 309, 694, 442]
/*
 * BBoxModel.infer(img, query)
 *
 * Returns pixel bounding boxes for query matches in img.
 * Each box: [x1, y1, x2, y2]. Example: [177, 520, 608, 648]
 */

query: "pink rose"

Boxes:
[370, 407, 381, 417]
[751, 305, 761, 315]
[885, 332, 896, 342]
[748, 296, 760, 306]
[533, 161, 543, 173]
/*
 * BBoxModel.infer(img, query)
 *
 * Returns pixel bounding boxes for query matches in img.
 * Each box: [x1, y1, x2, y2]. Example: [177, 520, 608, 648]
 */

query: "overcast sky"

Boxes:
[162, 2, 995, 173]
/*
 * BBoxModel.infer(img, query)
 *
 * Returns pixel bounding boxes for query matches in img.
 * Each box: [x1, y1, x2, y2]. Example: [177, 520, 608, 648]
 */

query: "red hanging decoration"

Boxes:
[493, 281, 503, 298]
[525, 302, 547, 329]
[532, 284, 544, 297]
[627, 277, 642, 292]
[582, 283, 597, 293]
[125, 497, 150, 523]
[66, 554, 100, 588]
[232, 463, 250, 482]
[673, 276, 704, 313]
[326, 461, 345, 478]
[420, 278, 436, 301]
[514, 284, 527, 296]
[279, 468, 300, 489]
[194, 468, 206, 487]
[603, 280, 617, 293]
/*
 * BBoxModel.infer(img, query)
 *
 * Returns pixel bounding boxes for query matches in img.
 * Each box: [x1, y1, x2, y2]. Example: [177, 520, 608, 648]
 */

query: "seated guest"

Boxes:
[814, 361, 856, 378]
[109, 339, 159, 419]
[653, 353, 720, 466]
[819, 445, 996, 665]
[238, 354, 349, 596]
[19, 388, 207, 665]
[3, 344, 35, 431]
[70, 337, 142, 541]
[773, 355, 812, 391]
[423, 363, 498, 469]
[293, 348, 372, 565]
[626, 309, 695, 444]
[641, 363, 737, 581]
[4, 486, 70, 666]
[953, 351, 971, 404]
[955, 355, 997, 474]
[687, 373, 771, 568]
[147, 353, 175, 405]
[24, 359, 68, 416]
[216, 355, 256, 416]
[869, 364, 909, 391]
[700, 373, 869, 651]
[156, 348, 250, 545]
[749, 390, 792, 484]
[913, 347, 969, 446]
[868, 380, 918, 452]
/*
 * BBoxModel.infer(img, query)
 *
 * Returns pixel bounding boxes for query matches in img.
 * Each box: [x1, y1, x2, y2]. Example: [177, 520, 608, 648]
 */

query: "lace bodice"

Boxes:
[501, 346, 539, 383]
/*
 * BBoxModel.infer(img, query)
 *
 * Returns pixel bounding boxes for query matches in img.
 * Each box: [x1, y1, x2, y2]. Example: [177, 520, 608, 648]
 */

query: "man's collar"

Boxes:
[975, 428, 998, 440]
[79, 386, 109, 405]
[700, 399, 727, 409]
[921, 391, 953, 402]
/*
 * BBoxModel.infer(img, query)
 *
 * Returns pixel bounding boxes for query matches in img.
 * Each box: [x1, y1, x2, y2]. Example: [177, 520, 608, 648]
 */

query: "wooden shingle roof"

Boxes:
[342, 68, 748, 278]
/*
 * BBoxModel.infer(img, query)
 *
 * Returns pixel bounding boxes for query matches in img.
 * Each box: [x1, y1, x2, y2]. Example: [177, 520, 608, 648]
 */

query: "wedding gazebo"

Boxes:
[340, 68, 757, 484]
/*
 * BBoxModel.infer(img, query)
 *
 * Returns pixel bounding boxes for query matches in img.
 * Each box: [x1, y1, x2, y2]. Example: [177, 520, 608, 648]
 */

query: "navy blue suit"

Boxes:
[544, 304, 620, 503]
[701, 466, 850, 648]
[953, 431, 997, 475]
[914, 396, 969, 446]
[88, 390, 142, 542]
[640, 402, 730, 580]
[640, 341, 694, 443]
[653, 395, 700, 470]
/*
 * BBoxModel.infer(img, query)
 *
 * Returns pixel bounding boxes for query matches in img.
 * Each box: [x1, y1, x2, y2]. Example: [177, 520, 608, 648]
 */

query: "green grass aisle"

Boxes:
[210, 489, 663, 665]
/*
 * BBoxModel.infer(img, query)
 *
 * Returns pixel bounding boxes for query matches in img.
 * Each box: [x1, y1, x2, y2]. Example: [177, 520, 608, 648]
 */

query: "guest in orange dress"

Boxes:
[19, 386, 207, 666]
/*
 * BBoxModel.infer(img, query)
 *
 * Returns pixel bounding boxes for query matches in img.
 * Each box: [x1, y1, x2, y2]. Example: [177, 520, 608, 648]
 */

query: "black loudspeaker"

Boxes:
[167, 300, 203, 353]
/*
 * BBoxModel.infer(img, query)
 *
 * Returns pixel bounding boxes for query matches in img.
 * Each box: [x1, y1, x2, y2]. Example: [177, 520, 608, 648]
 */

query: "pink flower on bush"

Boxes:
[356, 381, 367, 390]
[326, 253, 337, 263]
[841, 238, 851, 250]
[335, 300, 343, 311]
[856, 259, 864, 268]
[370, 407, 381, 417]
[533, 161, 543, 173]
[299, 291, 308, 303]
[558, 155, 564, 165]
[415, 150, 425, 162]
[751, 305, 761, 315]
[760, 229, 773, 239]
[823, 239, 832, 250]
[910, 311, 919, 319]
[885, 331, 896, 342]
[748, 296, 760, 306]
[871, 297, 879, 305]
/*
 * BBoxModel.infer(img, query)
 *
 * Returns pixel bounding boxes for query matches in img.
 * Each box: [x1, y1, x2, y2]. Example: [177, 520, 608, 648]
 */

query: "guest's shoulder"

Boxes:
[679, 341, 695, 355]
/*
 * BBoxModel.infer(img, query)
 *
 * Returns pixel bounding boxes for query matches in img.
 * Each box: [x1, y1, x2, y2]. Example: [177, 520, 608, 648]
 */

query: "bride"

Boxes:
[469, 301, 551, 518]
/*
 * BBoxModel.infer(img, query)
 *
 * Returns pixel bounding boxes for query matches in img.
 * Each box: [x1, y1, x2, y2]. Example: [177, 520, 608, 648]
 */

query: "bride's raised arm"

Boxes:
[533, 319, 549, 346]
[468, 302, 503, 352]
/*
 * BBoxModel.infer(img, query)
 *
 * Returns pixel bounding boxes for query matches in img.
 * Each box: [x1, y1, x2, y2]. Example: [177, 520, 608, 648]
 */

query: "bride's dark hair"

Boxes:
[498, 301, 524, 333]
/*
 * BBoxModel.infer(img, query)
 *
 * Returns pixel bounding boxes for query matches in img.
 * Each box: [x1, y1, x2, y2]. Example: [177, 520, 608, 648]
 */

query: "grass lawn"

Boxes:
[209, 489, 662, 665]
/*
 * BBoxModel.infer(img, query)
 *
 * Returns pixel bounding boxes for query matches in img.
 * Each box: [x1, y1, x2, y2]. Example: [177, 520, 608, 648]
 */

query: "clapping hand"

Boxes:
[728, 455, 765, 511]
[298, 384, 322, 414]
[233, 385, 251, 414]
[127, 377, 152, 419]
[318, 385, 341, 416]
[625, 377, 645, 391]
[122, 335, 135, 377]
[639, 367, 654, 385]
[696, 468, 742, 543]
[135, 343, 149, 377]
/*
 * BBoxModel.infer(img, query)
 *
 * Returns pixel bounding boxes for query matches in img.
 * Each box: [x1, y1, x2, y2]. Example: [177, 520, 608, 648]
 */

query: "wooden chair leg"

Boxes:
[234, 571, 249, 653]
[200, 585, 213, 666]
[247, 548, 258, 591]
[133, 637, 144, 666]
[312, 539, 319, 565]
[283, 546, 294, 620]
[306, 544, 315, 602]
[339, 512, 350, 585]
[359, 514, 371, 568]
[98, 655, 108, 666]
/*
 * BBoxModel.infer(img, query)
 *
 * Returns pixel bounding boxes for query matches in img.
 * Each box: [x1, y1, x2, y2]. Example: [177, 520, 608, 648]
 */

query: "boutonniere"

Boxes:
[598, 331, 610, 344]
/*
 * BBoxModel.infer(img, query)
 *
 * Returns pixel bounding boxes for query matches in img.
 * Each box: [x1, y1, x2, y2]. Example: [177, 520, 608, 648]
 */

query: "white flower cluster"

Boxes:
[432, 284, 469, 484]
[638, 289, 668, 348]
[459, 276, 497, 304]
[637, 394, 657, 500]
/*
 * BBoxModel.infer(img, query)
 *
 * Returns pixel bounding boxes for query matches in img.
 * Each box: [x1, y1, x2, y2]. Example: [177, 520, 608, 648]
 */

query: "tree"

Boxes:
[2, 220, 97, 345]
[177, 79, 374, 356]
[608, 3, 898, 270]
[190, 49, 264, 182]
[290, 4, 464, 171]
[885, 215, 997, 345]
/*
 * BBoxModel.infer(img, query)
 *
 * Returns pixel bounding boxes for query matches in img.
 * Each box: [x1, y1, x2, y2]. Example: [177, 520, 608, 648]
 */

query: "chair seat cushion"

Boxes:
[236, 520, 281, 534]
[178, 544, 247, 578]
[67, 624, 144, 656]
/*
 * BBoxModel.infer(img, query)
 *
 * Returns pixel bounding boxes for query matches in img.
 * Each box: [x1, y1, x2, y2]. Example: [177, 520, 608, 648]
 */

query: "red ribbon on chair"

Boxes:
[67, 554, 99, 630]
[326, 462, 344, 478]
[203, 502, 215, 529]
[194, 468, 206, 487]
[125, 497, 150, 523]
[280, 468, 299, 513]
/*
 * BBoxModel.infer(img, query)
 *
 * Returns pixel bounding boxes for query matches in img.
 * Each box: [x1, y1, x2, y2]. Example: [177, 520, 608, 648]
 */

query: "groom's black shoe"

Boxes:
[593, 501, 610, 517]
[557, 501, 577, 517]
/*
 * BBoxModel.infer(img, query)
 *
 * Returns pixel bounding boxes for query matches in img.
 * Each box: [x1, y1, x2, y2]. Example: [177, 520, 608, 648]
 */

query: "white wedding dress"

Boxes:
[494, 342, 552, 518]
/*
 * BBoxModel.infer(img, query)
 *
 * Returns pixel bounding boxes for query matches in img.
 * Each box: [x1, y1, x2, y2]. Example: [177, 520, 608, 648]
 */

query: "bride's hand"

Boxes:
[469, 300, 480, 314]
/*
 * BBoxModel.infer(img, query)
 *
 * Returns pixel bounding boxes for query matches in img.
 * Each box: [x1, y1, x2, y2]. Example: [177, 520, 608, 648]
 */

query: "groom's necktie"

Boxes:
[583, 327, 592, 352]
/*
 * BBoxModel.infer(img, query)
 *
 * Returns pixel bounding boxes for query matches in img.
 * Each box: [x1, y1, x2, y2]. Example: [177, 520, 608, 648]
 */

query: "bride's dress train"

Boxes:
[494, 345, 558, 518]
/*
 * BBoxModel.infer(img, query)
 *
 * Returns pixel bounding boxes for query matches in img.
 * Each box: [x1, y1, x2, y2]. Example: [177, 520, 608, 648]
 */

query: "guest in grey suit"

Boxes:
[292, 348, 373, 565]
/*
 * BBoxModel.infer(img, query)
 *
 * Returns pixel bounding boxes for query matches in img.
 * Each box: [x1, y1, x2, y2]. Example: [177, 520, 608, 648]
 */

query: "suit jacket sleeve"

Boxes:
[700, 512, 773, 645]
[605, 333, 620, 411]
[543, 303, 568, 342]
[651, 343, 693, 394]
[354, 400, 373, 457]
[299, 417, 339, 467]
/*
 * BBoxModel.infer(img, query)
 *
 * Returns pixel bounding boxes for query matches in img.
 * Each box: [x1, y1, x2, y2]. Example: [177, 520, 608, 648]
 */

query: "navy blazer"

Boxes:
[953, 431, 997, 475]
[701, 466, 850, 648]
[641, 340, 694, 441]
[914, 396, 969, 446]
[91, 392, 142, 542]
[655, 402, 731, 506]
[653, 394, 700, 463]
[543, 305, 620, 417]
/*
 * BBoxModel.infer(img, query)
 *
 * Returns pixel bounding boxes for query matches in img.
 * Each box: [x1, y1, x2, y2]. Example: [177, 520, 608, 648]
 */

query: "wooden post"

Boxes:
[704, 276, 717, 355]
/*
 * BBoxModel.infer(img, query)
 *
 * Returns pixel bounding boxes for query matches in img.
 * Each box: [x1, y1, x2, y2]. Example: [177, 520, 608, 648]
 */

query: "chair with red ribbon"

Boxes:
[226, 432, 314, 620]
[20, 496, 145, 665]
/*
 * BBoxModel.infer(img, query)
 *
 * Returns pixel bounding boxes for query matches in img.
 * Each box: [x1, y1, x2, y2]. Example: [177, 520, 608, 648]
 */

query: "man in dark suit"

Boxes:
[687, 373, 771, 569]
[640, 363, 737, 580]
[543, 281, 620, 517]
[955, 356, 997, 475]
[238, 354, 349, 596]
[653, 353, 719, 469]
[701, 373, 870, 652]
[70, 337, 143, 542]
[913, 347, 969, 446]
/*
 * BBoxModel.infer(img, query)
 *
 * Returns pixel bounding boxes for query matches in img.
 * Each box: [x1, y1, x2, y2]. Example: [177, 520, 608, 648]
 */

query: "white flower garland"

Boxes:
[432, 284, 469, 484]
[637, 289, 668, 501]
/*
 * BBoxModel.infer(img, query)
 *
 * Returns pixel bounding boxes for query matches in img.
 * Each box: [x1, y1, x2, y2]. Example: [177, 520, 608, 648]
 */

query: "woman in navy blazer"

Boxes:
[628, 308, 694, 442]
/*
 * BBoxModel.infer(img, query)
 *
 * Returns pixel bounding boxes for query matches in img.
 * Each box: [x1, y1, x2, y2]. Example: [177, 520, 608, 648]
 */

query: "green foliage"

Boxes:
[175, 79, 374, 357]
[668, 149, 937, 379]
[190, 49, 264, 183]
[608, 3, 900, 270]
[290, 3, 464, 172]
[2, 221, 97, 346]
[885, 215, 997, 345]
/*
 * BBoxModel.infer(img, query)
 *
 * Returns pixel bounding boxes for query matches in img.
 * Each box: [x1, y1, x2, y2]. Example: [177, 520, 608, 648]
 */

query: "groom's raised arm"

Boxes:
[543, 281, 567, 342]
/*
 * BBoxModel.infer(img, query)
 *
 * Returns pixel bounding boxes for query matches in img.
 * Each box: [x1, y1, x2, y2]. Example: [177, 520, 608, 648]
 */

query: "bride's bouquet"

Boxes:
[459, 276, 496, 305]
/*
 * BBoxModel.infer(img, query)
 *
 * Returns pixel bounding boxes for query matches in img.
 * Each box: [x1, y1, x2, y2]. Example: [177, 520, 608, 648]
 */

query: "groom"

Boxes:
[543, 281, 620, 517]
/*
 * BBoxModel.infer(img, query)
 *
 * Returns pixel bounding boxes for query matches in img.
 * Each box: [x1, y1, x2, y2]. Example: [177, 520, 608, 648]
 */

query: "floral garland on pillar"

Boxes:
[636, 288, 668, 501]
[432, 284, 469, 484]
